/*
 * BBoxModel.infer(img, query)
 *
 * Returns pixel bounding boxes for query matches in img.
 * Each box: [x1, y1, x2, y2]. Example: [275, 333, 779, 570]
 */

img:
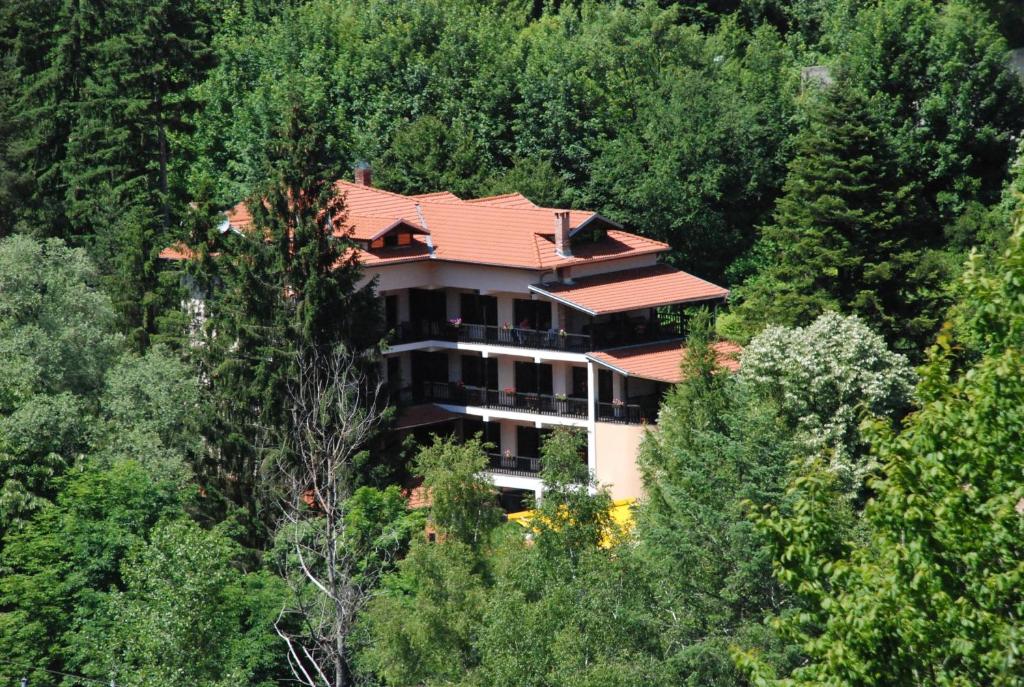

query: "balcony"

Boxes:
[388, 320, 592, 353]
[595, 395, 660, 425]
[396, 381, 588, 420]
[486, 451, 542, 477]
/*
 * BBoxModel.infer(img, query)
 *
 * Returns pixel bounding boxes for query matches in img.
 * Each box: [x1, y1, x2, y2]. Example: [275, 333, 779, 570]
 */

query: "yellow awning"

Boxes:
[507, 498, 636, 548]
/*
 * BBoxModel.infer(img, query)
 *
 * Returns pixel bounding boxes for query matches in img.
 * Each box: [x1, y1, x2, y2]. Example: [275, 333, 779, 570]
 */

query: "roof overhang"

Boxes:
[586, 340, 742, 384]
[528, 264, 729, 317]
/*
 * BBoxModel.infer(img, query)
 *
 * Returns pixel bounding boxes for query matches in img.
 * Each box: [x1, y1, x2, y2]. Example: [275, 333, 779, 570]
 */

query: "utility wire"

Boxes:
[21, 667, 117, 687]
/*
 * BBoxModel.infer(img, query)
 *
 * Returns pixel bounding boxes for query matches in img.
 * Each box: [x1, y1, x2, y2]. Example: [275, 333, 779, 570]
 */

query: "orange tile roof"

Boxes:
[531, 264, 728, 315]
[159, 242, 196, 261]
[587, 340, 742, 384]
[167, 179, 689, 273]
[410, 191, 462, 202]
[465, 192, 539, 208]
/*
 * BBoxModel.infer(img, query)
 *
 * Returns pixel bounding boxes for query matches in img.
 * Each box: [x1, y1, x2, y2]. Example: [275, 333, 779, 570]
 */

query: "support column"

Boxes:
[586, 361, 597, 488]
[448, 351, 462, 383]
[397, 289, 411, 323]
[446, 289, 460, 321]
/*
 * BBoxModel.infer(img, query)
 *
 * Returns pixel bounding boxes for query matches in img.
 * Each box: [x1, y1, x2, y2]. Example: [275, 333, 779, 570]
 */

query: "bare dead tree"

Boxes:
[270, 345, 387, 687]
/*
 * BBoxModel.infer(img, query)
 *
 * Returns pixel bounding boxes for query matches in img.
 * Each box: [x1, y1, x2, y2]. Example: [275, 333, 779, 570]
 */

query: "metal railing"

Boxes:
[596, 401, 653, 425]
[486, 451, 542, 477]
[388, 319, 592, 353]
[402, 381, 588, 420]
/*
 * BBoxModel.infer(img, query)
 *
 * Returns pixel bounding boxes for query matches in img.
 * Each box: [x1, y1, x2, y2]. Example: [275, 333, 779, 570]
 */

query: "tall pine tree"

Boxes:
[729, 80, 946, 355]
[193, 79, 384, 544]
[62, 0, 215, 348]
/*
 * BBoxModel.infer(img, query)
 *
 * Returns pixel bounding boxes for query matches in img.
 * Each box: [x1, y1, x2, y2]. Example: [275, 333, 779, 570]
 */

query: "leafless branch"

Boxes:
[269, 345, 387, 687]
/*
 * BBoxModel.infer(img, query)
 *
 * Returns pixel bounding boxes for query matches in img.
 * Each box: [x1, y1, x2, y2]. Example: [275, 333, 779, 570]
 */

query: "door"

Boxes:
[514, 362, 553, 395]
[460, 293, 497, 326]
[409, 288, 447, 324]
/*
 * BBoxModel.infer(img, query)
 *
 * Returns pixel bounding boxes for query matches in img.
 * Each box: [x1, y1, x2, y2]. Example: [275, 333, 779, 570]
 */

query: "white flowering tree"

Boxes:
[738, 311, 916, 488]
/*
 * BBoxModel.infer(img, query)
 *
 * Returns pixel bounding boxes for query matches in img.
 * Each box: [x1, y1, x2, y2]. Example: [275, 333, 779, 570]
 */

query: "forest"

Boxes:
[1, 0, 1024, 685]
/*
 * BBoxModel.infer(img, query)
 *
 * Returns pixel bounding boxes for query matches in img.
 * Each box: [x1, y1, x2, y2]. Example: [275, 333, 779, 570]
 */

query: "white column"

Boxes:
[612, 371, 625, 403]
[446, 289, 460, 321]
[397, 289, 410, 322]
[497, 356, 514, 391]
[400, 353, 413, 388]
[501, 421, 517, 456]
[586, 361, 597, 484]
[496, 295, 514, 329]
[448, 351, 462, 382]
[551, 361, 568, 397]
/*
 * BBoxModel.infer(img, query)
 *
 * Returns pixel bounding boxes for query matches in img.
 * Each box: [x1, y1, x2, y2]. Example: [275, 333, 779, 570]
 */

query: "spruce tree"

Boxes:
[62, 0, 215, 348]
[741, 181, 1024, 687]
[731, 80, 945, 355]
[194, 81, 384, 544]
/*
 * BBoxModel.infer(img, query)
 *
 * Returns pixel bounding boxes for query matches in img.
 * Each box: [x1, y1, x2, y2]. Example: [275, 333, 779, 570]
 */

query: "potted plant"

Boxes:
[612, 397, 625, 418]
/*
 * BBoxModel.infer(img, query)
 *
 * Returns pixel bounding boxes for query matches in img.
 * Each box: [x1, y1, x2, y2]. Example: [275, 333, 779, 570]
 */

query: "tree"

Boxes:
[0, 459, 190, 687]
[740, 210, 1024, 685]
[69, 518, 288, 687]
[736, 312, 915, 489]
[728, 79, 947, 354]
[193, 75, 385, 541]
[0, 236, 122, 532]
[270, 346, 406, 687]
[635, 314, 803, 686]
[414, 434, 504, 551]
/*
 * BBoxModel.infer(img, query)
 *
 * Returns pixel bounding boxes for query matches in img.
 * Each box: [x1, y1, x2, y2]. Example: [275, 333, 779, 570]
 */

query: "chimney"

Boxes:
[554, 210, 572, 258]
[354, 161, 372, 187]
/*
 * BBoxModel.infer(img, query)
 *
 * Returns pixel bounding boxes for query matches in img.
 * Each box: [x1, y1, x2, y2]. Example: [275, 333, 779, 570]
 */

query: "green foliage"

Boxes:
[730, 80, 947, 354]
[636, 316, 803, 685]
[361, 431, 664, 687]
[741, 223, 1024, 684]
[0, 236, 123, 530]
[70, 518, 286, 687]
[0, 459, 190, 687]
[737, 311, 915, 488]
[415, 435, 504, 550]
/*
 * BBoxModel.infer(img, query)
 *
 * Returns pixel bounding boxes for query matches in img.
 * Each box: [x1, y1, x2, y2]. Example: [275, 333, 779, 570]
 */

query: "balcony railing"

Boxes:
[596, 400, 659, 425]
[486, 451, 542, 477]
[388, 320, 592, 353]
[400, 381, 588, 420]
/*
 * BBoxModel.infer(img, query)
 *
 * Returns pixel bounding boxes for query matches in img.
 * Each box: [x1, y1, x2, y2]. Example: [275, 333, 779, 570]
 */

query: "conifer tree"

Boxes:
[194, 80, 384, 543]
[61, 0, 215, 348]
[741, 183, 1024, 687]
[730, 80, 946, 354]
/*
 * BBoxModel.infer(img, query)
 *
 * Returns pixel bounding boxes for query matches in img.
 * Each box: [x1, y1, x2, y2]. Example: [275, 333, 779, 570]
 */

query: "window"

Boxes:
[514, 362, 553, 395]
[461, 355, 496, 389]
[517, 426, 552, 458]
[571, 366, 588, 397]
[513, 299, 551, 331]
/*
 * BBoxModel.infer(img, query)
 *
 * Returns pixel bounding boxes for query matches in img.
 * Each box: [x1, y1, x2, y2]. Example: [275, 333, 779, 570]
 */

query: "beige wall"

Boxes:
[593, 421, 647, 500]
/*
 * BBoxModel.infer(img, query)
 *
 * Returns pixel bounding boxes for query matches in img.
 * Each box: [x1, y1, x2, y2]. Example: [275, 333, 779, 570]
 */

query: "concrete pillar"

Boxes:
[446, 289, 460, 321]
[448, 351, 462, 382]
[586, 361, 597, 478]
[397, 289, 410, 322]
[612, 371, 625, 403]
[400, 353, 413, 388]
[500, 421, 517, 456]
[496, 295, 514, 329]
[551, 361, 568, 397]
[497, 357, 514, 391]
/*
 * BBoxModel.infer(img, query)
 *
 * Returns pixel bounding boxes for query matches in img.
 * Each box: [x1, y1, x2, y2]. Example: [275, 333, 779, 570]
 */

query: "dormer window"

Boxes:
[370, 232, 413, 249]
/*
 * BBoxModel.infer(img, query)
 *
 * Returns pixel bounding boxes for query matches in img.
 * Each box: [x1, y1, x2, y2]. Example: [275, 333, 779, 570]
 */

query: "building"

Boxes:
[172, 165, 739, 508]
